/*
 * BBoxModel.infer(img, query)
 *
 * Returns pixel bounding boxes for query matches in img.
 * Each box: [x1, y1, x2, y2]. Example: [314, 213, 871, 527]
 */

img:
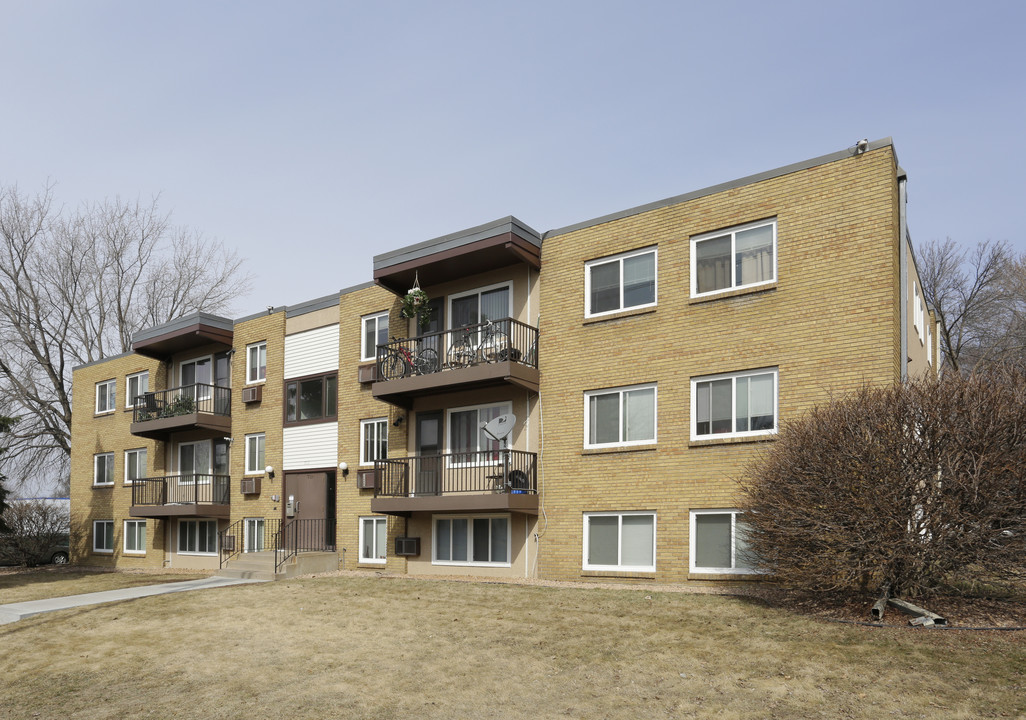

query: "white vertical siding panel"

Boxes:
[283, 423, 339, 470]
[284, 324, 340, 379]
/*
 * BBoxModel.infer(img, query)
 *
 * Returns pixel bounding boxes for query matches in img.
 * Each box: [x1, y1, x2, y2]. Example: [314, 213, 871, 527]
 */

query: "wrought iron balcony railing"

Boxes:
[131, 474, 231, 507]
[375, 450, 537, 497]
[132, 384, 231, 423]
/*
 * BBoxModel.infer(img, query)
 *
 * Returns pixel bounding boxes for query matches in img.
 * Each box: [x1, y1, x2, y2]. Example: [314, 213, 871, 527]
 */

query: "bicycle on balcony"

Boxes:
[379, 337, 440, 380]
[446, 320, 512, 368]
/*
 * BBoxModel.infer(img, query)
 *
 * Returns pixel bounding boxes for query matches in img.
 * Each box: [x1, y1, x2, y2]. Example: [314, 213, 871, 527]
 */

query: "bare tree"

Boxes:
[0, 498, 69, 566]
[916, 238, 1022, 372]
[0, 183, 252, 494]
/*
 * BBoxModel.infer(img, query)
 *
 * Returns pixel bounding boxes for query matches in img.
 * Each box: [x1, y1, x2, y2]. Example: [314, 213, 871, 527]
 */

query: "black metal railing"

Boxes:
[220, 517, 281, 568]
[131, 474, 231, 506]
[375, 317, 538, 381]
[274, 518, 337, 574]
[375, 450, 537, 497]
[132, 384, 232, 423]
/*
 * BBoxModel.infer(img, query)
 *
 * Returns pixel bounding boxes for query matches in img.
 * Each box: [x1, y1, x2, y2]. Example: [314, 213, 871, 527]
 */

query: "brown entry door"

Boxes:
[283, 472, 335, 550]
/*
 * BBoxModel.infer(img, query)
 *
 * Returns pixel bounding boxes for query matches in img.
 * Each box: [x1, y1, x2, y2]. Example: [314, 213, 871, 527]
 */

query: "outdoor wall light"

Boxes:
[265, 465, 275, 478]
[393, 415, 404, 426]
[338, 461, 349, 477]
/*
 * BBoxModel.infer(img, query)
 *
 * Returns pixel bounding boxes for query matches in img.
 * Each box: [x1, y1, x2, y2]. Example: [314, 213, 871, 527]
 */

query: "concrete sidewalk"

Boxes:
[0, 575, 267, 625]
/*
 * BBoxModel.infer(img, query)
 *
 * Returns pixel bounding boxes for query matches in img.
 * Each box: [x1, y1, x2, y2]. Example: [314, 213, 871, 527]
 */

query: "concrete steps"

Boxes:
[216, 550, 339, 581]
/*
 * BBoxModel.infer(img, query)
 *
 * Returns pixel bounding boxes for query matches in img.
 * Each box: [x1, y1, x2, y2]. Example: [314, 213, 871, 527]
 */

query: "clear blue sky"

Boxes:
[2, 1, 1023, 314]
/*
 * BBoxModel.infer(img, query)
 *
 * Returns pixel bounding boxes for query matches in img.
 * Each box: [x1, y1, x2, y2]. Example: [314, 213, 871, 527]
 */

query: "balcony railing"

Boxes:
[132, 384, 231, 423]
[131, 474, 231, 506]
[375, 317, 537, 381]
[375, 450, 537, 497]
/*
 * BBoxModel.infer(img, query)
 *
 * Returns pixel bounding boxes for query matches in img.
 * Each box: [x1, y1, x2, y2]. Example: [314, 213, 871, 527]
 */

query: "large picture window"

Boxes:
[447, 402, 511, 465]
[360, 516, 387, 564]
[449, 284, 511, 330]
[583, 512, 656, 572]
[434, 515, 510, 566]
[360, 418, 388, 466]
[362, 312, 389, 362]
[285, 373, 338, 424]
[690, 510, 756, 574]
[178, 519, 217, 554]
[691, 219, 776, 297]
[585, 247, 656, 317]
[691, 369, 777, 440]
[584, 384, 656, 448]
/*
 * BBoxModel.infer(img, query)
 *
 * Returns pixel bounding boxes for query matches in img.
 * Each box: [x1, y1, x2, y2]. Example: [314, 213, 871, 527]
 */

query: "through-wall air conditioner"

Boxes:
[394, 537, 420, 556]
[240, 477, 261, 495]
[356, 469, 376, 490]
[241, 386, 263, 403]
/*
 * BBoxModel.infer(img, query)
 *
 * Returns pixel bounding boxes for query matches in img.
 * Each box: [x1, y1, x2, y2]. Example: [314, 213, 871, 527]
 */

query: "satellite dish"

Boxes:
[481, 413, 516, 442]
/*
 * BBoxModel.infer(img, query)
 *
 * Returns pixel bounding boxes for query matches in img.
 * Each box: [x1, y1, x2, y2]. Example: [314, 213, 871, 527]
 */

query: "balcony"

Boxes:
[130, 384, 231, 439]
[129, 474, 231, 518]
[372, 318, 538, 407]
[370, 450, 538, 516]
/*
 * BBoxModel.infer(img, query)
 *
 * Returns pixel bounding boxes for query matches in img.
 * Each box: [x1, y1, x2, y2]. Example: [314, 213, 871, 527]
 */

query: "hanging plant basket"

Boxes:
[400, 275, 432, 328]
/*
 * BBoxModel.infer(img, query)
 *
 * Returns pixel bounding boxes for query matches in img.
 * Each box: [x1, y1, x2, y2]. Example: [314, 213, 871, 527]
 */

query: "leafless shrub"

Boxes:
[739, 368, 1026, 597]
[0, 498, 69, 566]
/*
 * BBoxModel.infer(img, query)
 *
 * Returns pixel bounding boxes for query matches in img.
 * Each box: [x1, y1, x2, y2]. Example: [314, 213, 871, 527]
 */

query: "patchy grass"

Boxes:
[0, 574, 1023, 719]
[0, 566, 210, 605]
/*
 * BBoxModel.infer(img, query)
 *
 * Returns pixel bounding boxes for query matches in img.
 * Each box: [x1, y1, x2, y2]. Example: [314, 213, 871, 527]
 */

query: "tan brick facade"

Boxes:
[69, 140, 938, 583]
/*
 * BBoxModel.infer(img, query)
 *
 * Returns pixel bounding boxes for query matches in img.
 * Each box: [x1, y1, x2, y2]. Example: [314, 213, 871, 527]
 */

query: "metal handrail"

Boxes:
[375, 449, 537, 497]
[132, 384, 232, 423]
[274, 518, 337, 574]
[220, 518, 281, 568]
[130, 474, 231, 506]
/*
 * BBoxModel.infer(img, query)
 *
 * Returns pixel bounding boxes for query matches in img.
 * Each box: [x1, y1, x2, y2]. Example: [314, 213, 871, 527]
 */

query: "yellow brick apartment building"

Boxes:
[70, 139, 938, 582]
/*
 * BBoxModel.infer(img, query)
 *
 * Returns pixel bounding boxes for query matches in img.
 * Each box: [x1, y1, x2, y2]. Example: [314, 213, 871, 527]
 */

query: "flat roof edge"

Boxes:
[544, 138, 895, 239]
[73, 350, 137, 372]
[373, 215, 542, 272]
[285, 292, 342, 319]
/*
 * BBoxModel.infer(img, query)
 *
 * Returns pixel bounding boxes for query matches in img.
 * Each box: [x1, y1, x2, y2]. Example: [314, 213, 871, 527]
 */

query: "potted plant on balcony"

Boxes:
[400, 275, 432, 329]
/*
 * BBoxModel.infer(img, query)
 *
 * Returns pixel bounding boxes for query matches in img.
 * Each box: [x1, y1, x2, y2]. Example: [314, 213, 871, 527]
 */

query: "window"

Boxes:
[691, 219, 776, 297]
[691, 369, 777, 440]
[360, 516, 387, 564]
[690, 510, 756, 574]
[585, 247, 657, 317]
[94, 453, 114, 486]
[126, 371, 149, 408]
[449, 283, 511, 330]
[178, 441, 211, 483]
[927, 323, 933, 366]
[285, 373, 337, 424]
[360, 418, 388, 466]
[361, 312, 389, 362]
[583, 512, 656, 572]
[245, 433, 265, 475]
[247, 342, 267, 383]
[93, 520, 114, 553]
[447, 402, 512, 464]
[434, 515, 510, 566]
[95, 379, 116, 414]
[180, 356, 212, 401]
[178, 519, 217, 554]
[584, 384, 656, 448]
[124, 520, 147, 554]
[124, 448, 147, 485]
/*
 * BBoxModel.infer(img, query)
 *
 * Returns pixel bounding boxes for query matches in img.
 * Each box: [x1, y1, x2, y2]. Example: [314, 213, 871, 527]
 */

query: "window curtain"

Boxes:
[694, 514, 732, 568]
[590, 261, 620, 313]
[622, 253, 655, 307]
[696, 235, 731, 293]
[620, 515, 654, 567]
[623, 387, 655, 442]
[735, 225, 773, 286]
[589, 393, 620, 445]
[588, 516, 618, 566]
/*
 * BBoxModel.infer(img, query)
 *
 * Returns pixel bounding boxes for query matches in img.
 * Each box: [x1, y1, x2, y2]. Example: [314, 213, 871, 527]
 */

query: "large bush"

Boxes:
[739, 368, 1026, 596]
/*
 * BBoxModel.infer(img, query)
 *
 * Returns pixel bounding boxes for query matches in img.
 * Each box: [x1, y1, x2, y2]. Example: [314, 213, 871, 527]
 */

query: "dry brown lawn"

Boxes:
[0, 566, 210, 605]
[0, 573, 1023, 719]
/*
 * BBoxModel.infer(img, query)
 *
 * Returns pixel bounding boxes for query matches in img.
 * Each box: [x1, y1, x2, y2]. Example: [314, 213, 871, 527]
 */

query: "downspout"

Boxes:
[898, 173, 909, 382]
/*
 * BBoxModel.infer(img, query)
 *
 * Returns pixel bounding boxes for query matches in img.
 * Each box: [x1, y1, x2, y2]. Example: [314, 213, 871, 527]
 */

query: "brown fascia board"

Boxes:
[131, 322, 235, 359]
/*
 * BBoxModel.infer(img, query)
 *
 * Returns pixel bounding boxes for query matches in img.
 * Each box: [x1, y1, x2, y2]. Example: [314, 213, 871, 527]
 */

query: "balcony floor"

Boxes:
[129, 503, 230, 519]
[371, 492, 538, 517]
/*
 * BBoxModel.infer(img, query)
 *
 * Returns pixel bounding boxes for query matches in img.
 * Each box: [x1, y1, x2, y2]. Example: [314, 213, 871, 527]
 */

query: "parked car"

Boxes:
[0, 533, 70, 566]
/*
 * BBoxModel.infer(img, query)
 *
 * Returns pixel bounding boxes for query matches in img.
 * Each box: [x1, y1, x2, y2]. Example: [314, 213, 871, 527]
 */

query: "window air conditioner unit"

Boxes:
[241, 386, 263, 403]
[240, 477, 261, 495]
[358, 364, 378, 383]
[356, 469, 376, 490]
[394, 537, 420, 556]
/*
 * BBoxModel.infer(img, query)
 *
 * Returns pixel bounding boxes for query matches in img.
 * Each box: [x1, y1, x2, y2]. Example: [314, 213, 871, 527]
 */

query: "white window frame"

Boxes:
[178, 440, 212, 485]
[125, 371, 149, 409]
[447, 282, 513, 330]
[361, 311, 390, 362]
[360, 418, 388, 466]
[244, 433, 265, 475]
[124, 448, 147, 485]
[432, 514, 511, 567]
[93, 453, 115, 487]
[179, 355, 213, 400]
[177, 519, 218, 555]
[359, 516, 388, 564]
[583, 383, 657, 449]
[690, 368, 778, 441]
[445, 401, 513, 467]
[927, 323, 933, 366]
[244, 517, 266, 553]
[93, 520, 114, 554]
[95, 379, 116, 414]
[123, 519, 147, 555]
[690, 219, 777, 298]
[689, 509, 758, 574]
[584, 246, 658, 318]
[582, 511, 656, 572]
[246, 342, 267, 384]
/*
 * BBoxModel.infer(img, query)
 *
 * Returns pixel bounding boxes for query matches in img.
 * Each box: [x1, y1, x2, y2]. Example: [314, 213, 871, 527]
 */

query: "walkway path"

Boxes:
[0, 575, 266, 625]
